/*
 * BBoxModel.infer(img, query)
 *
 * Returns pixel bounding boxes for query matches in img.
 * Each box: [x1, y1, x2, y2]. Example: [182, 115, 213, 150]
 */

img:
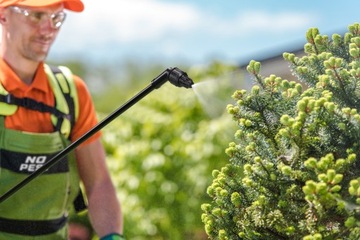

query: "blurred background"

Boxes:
[50, 0, 360, 71]
[45, 0, 360, 239]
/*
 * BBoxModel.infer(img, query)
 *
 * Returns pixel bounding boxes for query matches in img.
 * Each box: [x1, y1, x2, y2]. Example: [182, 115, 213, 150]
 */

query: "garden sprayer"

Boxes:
[0, 67, 194, 203]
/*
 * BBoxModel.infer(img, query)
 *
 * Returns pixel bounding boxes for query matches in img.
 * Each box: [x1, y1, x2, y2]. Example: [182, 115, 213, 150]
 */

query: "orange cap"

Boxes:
[0, 0, 84, 12]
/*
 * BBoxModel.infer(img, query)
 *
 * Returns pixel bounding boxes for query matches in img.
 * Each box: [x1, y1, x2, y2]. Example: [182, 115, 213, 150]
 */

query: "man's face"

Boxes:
[2, 4, 65, 62]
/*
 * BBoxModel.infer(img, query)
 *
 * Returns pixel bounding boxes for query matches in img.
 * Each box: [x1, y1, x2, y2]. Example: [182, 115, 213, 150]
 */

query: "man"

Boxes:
[0, 0, 124, 239]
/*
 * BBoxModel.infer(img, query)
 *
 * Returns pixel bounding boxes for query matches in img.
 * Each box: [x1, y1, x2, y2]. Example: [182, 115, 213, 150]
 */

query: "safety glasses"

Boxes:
[8, 6, 66, 29]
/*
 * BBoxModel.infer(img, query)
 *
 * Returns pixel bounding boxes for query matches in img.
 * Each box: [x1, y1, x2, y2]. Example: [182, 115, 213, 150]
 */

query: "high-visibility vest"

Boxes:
[0, 64, 79, 139]
[0, 64, 83, 239]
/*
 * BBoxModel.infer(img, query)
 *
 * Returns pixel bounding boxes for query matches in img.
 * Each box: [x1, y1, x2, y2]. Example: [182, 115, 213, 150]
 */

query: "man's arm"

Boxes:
[75, 139, 123, 238]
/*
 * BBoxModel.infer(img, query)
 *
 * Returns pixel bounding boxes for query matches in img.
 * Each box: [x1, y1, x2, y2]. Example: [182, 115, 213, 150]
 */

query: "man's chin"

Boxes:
[33, 54, 48, 62]
[31, 50, 50, 62]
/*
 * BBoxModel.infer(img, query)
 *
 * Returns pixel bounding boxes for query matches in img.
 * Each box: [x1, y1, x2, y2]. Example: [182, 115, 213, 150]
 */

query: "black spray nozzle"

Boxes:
[152, 67, 194, 89]
[168, 67, 194, 88]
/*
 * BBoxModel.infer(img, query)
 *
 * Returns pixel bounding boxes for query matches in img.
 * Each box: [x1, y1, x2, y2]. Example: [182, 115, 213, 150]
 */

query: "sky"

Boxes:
[49, 0, 360, 68]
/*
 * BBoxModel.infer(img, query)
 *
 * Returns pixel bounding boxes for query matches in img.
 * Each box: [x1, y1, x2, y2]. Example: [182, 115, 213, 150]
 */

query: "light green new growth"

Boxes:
[202, 23, 360, 239]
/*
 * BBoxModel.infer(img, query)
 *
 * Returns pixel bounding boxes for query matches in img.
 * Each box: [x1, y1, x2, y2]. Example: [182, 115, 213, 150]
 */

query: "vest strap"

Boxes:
[0, 93, 70, 119]
[0, 215, 67, 236]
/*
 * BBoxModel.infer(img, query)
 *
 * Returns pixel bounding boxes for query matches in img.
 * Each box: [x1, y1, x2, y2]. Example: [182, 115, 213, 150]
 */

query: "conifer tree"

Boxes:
[202, 23, 360, 239]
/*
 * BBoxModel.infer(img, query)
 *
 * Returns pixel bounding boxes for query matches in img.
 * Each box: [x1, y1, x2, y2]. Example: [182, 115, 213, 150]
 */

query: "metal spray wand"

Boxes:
[0, 67, 194, 203]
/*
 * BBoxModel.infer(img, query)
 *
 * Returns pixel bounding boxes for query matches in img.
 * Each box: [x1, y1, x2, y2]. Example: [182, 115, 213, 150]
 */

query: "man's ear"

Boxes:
[0, 8, 7, 24]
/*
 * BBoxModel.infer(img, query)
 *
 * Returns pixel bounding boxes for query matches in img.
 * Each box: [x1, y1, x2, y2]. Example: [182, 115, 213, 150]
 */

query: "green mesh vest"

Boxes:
[0, 64, 82, 239]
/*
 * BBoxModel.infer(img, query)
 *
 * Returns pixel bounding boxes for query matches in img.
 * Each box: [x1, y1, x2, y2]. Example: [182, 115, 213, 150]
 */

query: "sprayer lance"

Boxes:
[152, 67, 194, 89]
[0, 67, 193, 204]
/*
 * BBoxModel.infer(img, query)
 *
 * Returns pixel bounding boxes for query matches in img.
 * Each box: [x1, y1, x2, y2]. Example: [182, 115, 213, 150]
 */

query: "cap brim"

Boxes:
[16, 0, 84, 12]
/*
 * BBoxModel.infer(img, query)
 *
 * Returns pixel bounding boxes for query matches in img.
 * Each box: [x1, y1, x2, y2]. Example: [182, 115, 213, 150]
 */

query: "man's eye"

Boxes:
[53, 14, 62, 22]
[30, 12, 45, 22]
